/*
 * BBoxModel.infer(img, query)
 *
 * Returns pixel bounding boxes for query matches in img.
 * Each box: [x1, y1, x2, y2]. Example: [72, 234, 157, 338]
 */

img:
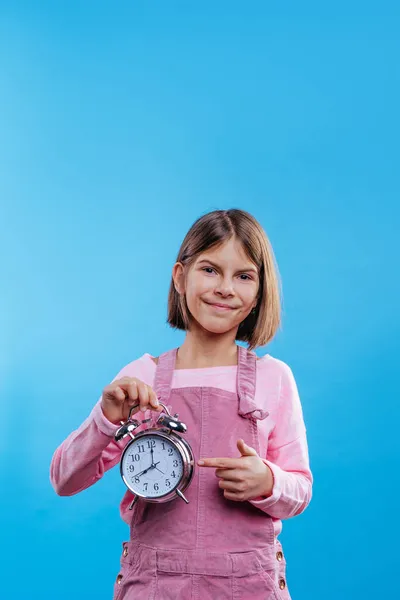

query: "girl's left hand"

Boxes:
[198, 439, 274, 502]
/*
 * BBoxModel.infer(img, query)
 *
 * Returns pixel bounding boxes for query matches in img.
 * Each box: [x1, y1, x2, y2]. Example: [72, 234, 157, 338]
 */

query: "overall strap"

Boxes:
[153, 348, 178, 405]
[237, 345, 269, 420]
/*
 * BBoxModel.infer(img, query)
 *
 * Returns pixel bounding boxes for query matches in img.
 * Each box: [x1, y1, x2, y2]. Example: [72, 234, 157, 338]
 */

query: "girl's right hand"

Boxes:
[101, 377, 163, 425]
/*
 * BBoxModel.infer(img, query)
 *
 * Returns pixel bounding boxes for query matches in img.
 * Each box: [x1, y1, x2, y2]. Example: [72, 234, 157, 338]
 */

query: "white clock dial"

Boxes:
[121, 434, 184, 498]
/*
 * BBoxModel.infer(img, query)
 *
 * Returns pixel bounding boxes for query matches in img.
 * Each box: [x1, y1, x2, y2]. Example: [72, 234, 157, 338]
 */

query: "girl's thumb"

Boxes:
[237, 438, 258, 457]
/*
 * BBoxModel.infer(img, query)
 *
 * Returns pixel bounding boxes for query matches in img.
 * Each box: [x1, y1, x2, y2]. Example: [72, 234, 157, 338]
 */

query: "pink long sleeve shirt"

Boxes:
[50, 352, 313, 538]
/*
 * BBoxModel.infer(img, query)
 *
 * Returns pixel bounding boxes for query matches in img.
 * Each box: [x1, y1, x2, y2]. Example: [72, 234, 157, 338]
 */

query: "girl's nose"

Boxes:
[215, 279, 234, 297]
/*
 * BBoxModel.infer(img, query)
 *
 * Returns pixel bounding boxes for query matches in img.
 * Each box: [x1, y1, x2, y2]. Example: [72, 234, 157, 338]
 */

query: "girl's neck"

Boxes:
[175, 330, 239, 369]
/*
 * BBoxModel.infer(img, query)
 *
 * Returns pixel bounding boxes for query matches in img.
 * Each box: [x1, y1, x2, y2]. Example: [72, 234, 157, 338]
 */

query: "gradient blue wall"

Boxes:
[1, 2, 399, 599]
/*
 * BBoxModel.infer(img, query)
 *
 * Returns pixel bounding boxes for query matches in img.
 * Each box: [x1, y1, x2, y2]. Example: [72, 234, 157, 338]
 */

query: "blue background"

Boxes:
[1, 2, 399, 598]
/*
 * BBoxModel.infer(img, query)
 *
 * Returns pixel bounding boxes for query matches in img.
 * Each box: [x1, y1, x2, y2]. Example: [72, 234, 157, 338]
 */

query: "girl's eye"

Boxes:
[239, 274, 252, 281]
[203, 267, 216, 274]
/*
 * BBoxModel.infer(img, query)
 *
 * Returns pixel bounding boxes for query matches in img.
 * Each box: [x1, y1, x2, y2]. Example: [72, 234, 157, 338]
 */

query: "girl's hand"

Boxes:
[101, 377, 163, 425]
[197, 439, 274, 501]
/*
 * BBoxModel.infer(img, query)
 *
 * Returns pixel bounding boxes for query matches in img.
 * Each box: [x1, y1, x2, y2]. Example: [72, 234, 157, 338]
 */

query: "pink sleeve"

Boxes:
[249, 363, 313, 519]
[50, 360, 151, 496]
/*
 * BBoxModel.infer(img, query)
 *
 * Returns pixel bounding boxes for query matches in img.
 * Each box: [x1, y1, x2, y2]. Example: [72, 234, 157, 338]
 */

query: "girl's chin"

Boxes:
[191, 316, 239, 336]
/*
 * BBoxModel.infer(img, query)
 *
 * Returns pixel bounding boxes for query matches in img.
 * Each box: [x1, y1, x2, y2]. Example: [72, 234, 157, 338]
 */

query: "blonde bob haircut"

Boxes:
[167, 209, 282, 350]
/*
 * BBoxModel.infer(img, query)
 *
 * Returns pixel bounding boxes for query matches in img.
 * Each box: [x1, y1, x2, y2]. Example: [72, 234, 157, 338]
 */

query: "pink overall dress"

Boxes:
[113, 346, 291, 600]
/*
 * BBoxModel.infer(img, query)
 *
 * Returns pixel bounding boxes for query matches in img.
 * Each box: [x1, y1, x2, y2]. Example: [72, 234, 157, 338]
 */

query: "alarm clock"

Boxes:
[114, 402, 195, 507]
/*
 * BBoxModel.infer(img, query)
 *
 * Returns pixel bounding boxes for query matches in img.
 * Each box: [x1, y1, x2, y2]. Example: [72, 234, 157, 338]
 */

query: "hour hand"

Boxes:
[135, 465, 151, 478]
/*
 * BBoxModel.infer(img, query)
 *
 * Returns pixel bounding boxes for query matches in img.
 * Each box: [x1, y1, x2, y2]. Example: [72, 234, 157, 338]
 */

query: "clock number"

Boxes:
[173, 460, 178, 467]
[165, 479, 171, 487]
[144, 483, 148, 491]
[128, 464, 135, 472]
[154, 483, 159, 491]
[171, 471, 176, 478]
[134, 476, 140, 484]
[133, 454, 140, 462]
[161, 442, 166, 450]
[147, 440, 156, 449]
[137, 444, 145, 453]
[168, 448, 173, 456]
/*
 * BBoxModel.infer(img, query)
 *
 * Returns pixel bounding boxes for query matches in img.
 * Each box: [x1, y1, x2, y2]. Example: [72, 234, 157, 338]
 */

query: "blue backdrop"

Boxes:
[1, 2, 399, 599]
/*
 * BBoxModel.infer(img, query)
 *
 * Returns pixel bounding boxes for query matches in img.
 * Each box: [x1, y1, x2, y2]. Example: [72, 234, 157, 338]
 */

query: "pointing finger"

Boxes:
[197, 458, 242, 469]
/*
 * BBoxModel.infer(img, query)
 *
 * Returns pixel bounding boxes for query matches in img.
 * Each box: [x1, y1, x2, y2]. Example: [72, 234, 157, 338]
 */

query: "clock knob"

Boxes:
[114, 420, 140, 442]
[157, 414, 187, 433]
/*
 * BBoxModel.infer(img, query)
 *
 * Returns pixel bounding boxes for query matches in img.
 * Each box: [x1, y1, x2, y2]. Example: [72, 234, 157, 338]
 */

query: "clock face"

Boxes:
[121, 434, 184, 498]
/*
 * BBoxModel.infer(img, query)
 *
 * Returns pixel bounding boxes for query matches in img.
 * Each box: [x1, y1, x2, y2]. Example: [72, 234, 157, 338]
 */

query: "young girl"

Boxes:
[50, 209, 313, 600]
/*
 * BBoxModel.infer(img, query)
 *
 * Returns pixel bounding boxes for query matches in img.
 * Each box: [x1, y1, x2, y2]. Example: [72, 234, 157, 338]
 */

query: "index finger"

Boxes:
[198, 458, 242, 469]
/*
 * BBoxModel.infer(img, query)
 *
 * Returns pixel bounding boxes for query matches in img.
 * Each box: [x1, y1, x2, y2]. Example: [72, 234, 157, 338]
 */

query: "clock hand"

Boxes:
[135, 458, 163, 480]
[150, 461, 164, 475]
[135, 459, 153, 479]
[134, 467, 149, 478]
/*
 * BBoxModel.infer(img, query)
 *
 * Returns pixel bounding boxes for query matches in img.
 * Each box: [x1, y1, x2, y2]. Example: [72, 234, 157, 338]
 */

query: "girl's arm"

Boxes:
[50, 399, 127, 496]
[249, 364, 313, 519]
[50, 363, 150, 496]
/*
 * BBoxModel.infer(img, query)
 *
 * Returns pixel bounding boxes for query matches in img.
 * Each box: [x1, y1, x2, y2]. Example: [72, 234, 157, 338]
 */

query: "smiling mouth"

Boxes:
[204, 301, 238, 311]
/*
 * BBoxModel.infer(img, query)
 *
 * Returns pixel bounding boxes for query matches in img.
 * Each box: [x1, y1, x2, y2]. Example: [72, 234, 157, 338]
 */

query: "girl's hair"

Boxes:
[167, 209, 282, 350]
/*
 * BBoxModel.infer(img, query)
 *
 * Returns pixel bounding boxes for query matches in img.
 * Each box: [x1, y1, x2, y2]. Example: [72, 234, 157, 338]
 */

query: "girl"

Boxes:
[50, 209, 313, 600]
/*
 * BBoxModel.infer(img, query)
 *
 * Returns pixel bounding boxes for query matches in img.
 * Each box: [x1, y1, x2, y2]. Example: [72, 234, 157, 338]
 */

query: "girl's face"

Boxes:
[173, 237, 260, 337]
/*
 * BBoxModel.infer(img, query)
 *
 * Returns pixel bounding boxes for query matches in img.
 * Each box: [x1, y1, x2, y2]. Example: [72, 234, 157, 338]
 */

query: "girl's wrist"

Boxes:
[261, 463, 275, 498]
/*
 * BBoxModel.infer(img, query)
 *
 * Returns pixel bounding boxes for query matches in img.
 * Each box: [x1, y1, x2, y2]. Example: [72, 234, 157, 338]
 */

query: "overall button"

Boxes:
[276, 551, 283, 561]
[123, 547, 128, 557]
[279, 578, 286, 590]
[116, 574, 123, 585]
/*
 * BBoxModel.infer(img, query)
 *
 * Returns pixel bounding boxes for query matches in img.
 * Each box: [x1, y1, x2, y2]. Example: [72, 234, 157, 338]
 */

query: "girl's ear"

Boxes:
[172, 262, 185, 294]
